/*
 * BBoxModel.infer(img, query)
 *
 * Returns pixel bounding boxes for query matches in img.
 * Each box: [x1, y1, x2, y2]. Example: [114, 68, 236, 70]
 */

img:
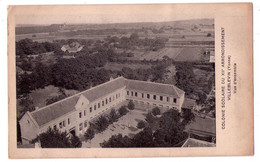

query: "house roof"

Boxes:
[182, 98, 196, 109]
[182, 138, 216, 147]
[26, 77, 184, 127]
[125, 79, 184, 97]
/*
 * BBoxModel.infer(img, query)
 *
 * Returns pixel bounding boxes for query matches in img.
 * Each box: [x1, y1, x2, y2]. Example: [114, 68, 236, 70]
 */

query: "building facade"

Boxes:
[19, 77, 193, 144]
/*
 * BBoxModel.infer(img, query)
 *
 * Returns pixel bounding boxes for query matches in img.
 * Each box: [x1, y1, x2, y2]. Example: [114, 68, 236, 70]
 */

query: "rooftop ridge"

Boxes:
[31, 76, 125, 114]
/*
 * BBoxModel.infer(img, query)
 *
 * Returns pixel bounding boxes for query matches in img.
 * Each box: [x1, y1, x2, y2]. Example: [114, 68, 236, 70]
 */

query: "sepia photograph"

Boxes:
[15, 8, 216, 149]
[8, 3, 253, 158]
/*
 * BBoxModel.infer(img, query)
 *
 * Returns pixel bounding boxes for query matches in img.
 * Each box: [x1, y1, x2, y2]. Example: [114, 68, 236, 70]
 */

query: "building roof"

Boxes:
[81, 77, 126, 102]
[186, 115, 216, 136]
[26, 77, 184, 127]
[28, 77, 126, 127]
[182, 138, 216, 147]
[182, 98, 196, 109]
[126, 79, 184, 98]
[30, 96, 79, 127]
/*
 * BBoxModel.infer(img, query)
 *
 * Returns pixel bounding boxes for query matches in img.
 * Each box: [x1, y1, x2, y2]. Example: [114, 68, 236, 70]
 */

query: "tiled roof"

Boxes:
[182, 98, 196, 109]
[182, 138, 216, 147]
[81, 77, 126, 102]
[125, 79, 184, 97]
[30, 96, 79, 127]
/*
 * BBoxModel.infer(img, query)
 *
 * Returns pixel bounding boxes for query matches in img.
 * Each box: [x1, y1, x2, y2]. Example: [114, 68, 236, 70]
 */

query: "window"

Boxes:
[106, 99, 108, 104]
[127, 91, 129, 95]
[135, 92, 138, 97]
[84, 120, 88, 128]
[142, 93, 144, 98]
[79, 123, 83, 131]
[116, 94, 118, 99]
[174, 98, 177, 103]
[131, 91, 133, 96]
[102, 101, 104, 106]
[98, 103, 100, 108]
[68, 118, 70, 125]
[153, 95, 156, 100]
[59, 122, 62, 129]
[84, 110, 86, 116]
[94, 105, 96, 110]
[160, 96, 163, 101]
[53, 125, 57, 130]
[167, 97, 169, 102]
[109, 97, 111, 102]
[90, 107, 92, 113]
[147, 94, 150, 99]
[62, 121, 66, 127]
[79, 112, 82, 118]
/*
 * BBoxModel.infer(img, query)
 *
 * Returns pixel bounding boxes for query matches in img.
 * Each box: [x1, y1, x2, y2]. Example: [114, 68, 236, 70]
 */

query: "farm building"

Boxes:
[61, 42, 84, 53]
[19, 77, 195, 144]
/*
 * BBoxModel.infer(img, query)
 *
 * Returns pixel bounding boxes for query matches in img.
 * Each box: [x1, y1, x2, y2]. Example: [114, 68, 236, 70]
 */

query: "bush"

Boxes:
[145, 112, 155, 124]
[119, 106, 128, 116]
[137, 120, 146, 129]
[108, 108, 118, 123]
[127, 100, 135, 110]
[84, 128, 95, 141]
[94, 115, 109, 133]
[152, 107, 161, 116]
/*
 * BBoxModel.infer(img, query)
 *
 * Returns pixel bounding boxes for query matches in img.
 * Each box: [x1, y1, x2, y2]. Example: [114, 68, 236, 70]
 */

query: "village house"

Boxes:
[19, 77, 195, 144]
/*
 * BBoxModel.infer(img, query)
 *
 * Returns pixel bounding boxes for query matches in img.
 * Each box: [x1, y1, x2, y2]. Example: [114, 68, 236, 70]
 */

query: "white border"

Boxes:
[1, 0, 259, 161]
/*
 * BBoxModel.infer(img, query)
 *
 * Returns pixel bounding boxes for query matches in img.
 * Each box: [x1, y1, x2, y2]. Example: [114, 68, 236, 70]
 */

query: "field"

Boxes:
[174, 48, 203, 62]
[103, 62, 152, 71]
[29, 85, 79, 108]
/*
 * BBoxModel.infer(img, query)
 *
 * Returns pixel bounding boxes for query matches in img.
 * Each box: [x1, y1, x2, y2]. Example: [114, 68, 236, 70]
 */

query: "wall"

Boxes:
[19, 113, 39, 144]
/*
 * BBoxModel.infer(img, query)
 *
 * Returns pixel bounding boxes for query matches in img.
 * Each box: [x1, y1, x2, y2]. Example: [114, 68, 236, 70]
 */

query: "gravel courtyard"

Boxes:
[82, 109, 146, 148]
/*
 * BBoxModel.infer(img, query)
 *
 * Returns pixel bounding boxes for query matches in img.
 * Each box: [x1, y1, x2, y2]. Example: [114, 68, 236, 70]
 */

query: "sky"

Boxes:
[13, 5, 214, 25]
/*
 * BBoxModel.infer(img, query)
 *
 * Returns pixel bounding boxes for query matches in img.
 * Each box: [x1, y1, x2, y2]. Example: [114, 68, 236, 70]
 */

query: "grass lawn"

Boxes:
[29, 85, 79, 108]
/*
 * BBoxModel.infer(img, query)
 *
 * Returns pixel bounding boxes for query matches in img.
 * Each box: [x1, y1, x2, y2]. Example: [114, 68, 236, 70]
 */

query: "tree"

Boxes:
[137, 120, 146, 129]
[118, 106, 128, 116]
[182, 109, 195, 125]
[152, 107, 161, 116]
[18, 95, 35, 116]
[108, 108, 118, 123]
[84, 128, 95, 141]
[127, 100, 135, 110]
[145, 112, 155, 124]
[101, 134, 132, 148]
[33, 128, 82, 148]
[94, 115, 109, 133]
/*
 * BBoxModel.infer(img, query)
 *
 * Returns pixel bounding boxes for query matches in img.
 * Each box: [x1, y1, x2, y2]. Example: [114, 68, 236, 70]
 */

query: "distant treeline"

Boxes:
[16, 38, 61, 56]
[16, 24, 61, 35]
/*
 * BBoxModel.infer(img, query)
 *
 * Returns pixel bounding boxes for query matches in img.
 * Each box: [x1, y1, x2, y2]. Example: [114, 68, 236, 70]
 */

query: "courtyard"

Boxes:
[81, 109, 147, 148]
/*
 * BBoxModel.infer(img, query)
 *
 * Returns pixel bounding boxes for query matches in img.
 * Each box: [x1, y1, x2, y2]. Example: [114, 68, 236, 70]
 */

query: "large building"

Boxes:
[19, 77, 195, 144]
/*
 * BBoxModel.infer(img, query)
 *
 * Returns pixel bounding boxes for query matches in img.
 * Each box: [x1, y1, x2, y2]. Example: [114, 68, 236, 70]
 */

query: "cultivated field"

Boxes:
[103, 62, 152, 71]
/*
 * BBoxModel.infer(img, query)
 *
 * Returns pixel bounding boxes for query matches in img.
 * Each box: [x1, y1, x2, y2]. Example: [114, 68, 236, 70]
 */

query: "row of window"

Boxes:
[53, 118, 70, 130]
[127, 90, 177, 103]
[79, 92, 122, 118]
[79, 120, 88, 131]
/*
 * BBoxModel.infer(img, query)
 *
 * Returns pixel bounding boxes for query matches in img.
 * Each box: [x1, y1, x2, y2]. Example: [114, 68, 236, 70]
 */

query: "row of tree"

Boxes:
[101, 108, 193, 147]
